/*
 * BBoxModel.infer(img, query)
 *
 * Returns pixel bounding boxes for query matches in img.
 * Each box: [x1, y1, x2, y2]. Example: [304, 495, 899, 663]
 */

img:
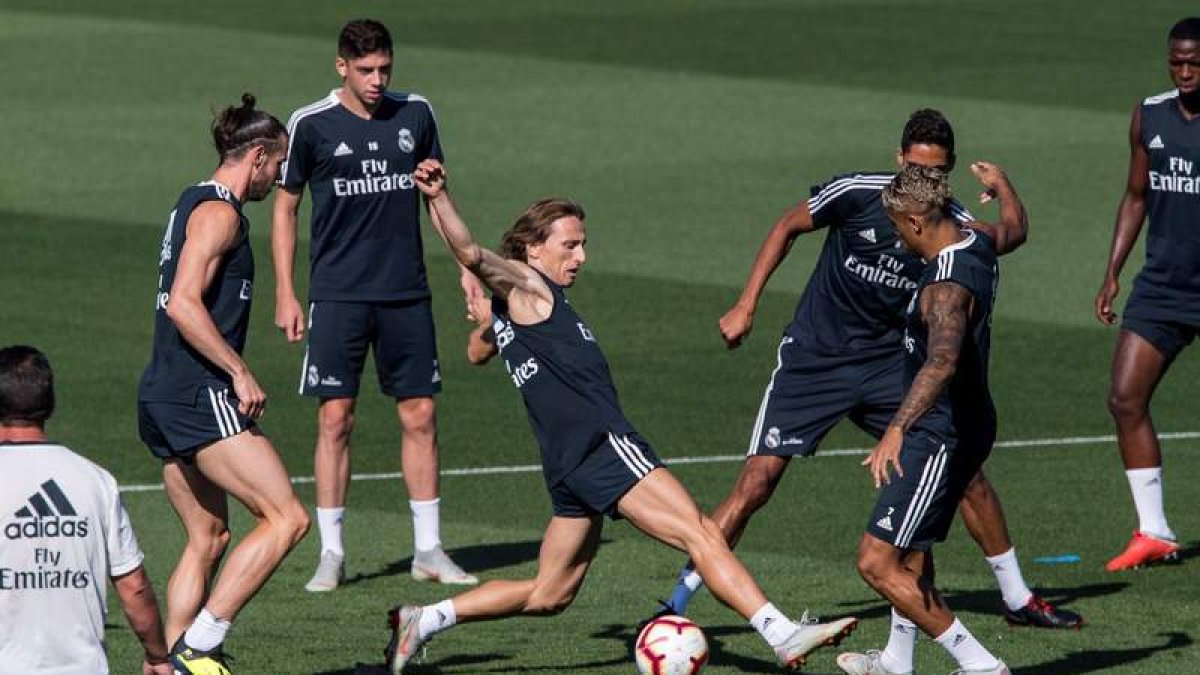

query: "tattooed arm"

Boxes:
[863, 282, 975, 487]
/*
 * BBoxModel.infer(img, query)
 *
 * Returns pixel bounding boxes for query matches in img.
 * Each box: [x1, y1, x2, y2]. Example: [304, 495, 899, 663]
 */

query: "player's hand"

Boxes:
[144, 658, 173, 675]
[969, 161, 1008, 204]
[718, 304, 754, 349]
[414, 159, 447, 198]
[232, 368, 266, 419]
[863, 427, 904, 488]
[274, 294, 305, 343]
[1095, 276, 1120, 325]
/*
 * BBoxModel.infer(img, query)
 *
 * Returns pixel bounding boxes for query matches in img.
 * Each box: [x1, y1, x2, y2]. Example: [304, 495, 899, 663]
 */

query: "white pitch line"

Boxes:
[117, 431, 1200, 494]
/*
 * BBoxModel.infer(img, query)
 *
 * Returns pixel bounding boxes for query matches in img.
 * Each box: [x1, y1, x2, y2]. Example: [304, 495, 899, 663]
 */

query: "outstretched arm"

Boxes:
[413, 160, 551, 323]
[1096, 104, 1150, 325]
[864, 282, 974, 487]
[964, 161, 1028, 256]
[719, 202, 815, 348]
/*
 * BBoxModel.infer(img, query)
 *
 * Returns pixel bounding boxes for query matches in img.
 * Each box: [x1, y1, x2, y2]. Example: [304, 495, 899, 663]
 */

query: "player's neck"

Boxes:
[0, 425, 47, 443]
[1178, 90, 1200, 119]
[336, 88, 381, 120]
[208, 168, 249, 203]
[922, 222, 968, 260]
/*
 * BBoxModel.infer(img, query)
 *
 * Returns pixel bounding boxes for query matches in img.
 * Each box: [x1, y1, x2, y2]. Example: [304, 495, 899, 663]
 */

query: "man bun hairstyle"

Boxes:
[901, 108, 956, 169]
[500, 198, 586, 261]
[339, 19, 393, 59]
[882, 164, 952, 217]
[0, 345, 55, 427]
[1169, 17, 1200, 42]
[212, 93, 287, 163]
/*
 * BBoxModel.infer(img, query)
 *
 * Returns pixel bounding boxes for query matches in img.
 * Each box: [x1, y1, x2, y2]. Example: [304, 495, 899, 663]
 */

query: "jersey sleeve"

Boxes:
[807, 173, 888, 229]
[102, 473, 144, 577]
[420, 99, 444, 162]
[281, 115, 315, 189]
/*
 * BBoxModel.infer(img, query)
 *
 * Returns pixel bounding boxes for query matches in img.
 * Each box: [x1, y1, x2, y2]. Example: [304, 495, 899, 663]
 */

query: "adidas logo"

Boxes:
[1149, 135, 1165, 150]
[858, 228, 877, 244]
[6, 480, 89, 539]
[875, 506, 895, 532]
[334, 142, 354, 157]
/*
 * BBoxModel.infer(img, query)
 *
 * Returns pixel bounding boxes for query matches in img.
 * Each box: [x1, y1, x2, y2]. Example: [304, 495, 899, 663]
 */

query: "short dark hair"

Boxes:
[0, 345, 55, 427]
[339, 19, 393, 59]
[500, 198, 587, 261]
[212, 93, 286, 163]
[900, 108, 956, 165]
[1169, 17, 1200, 42]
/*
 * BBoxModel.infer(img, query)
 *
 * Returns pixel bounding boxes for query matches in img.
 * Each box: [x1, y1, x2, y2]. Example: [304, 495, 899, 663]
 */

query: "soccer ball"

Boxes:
[635, 615, 709, 675]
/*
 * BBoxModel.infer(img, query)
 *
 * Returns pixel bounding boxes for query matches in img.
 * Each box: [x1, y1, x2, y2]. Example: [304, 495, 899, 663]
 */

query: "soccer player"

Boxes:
[842, 165, 1009, 675]
[272, 18, 476, 591]
[1, 346, 172, 675]
[1095, 16, 1200, 572]
[382, 160, 859, 674]
[137, 95, 309, 675]
[663, 109, 1081, 644]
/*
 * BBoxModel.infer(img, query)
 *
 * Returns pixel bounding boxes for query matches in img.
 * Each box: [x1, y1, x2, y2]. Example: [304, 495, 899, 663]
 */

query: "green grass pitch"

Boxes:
[1, 1, 1198, 672]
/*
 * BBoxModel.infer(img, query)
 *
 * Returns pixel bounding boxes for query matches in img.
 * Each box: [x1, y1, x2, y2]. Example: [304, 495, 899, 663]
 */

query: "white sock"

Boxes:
[417, 599, 457, 640]
[879, 608, 918, 673]
[1126, 468, 1175, 540]
[934, 618, 999, 671]
[411, 498, 442, 552]
[183, 608, 231, 653]
[316, 507, 346, 556]
[985, 548, 1033, 611]
[749, 603, 794, 648]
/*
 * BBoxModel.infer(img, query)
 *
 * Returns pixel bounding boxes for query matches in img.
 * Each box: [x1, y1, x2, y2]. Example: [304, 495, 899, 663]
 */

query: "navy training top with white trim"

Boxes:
[902, 229, 998, 446]
[789, 171, 973, 358]
[282, 90, 443, 302]
[490, 274, 637, 486]
[1129, 89, 1200, 321]
[139, 182, 254, 403]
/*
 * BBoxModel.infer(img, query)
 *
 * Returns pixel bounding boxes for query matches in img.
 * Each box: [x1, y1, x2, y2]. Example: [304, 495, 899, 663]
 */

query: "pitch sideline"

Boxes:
[117, 431, 1200, 494]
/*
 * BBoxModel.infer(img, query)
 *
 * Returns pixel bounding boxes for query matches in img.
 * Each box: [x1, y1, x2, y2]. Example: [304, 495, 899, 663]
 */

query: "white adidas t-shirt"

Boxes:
[0, 443, 144, 675]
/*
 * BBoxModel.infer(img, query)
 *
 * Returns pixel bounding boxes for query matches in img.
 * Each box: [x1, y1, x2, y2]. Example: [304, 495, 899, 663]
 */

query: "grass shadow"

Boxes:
[1019, 631, 1193, 674]
[833, 582, 1129, 622]
[341, 539, 611, 587]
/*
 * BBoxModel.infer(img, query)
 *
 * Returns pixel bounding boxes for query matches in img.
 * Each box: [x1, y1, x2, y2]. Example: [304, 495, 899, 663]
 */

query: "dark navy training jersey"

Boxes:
[903, 230, 998, 444]
[490, 275, 637, 486]
[282, 90, 443, 302]
[788, 172, 973, 357]
[139, 182, 254, 402]
[1130, 90, 1200, 319]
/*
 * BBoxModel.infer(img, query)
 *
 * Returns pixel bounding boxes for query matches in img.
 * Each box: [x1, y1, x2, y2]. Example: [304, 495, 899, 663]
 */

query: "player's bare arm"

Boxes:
[271, 185, 306, 342]
[413, 159, 553, 325]
[965, 161, 1028, 256]
[864, 282, 973, 487]
[167, 201, 266, 418]
[1096, 104, 1151, 325]
[112, 566, 171, 675]
[465, 286, 499, 365]
[720, 201, 815, 348]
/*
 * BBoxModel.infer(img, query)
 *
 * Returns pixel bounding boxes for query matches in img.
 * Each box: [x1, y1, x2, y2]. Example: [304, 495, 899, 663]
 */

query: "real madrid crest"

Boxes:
[398, 128, 415, 154]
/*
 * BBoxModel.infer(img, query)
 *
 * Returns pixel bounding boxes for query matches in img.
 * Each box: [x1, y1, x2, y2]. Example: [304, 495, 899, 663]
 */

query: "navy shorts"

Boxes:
[747, 335, 902, 457]
[548, 432, 664, 518]
[138, 385, 256, 460]
[1122, 314, 1198, 362]
[300, 298, 441, 399]
[865, 431, 991, 551]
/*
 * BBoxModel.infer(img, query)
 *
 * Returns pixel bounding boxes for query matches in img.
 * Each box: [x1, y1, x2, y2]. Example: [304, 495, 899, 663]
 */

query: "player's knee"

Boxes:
[962, 471, 993, 502]
[283, 501, 311, 546]
[1107, 389, 1147, 421]
[399, 397, 436, 435]
[189, 526, 231, 563]
[525, 587, 576, 616]
[731, 467, 778, 514]
[318, 407, 355, 441]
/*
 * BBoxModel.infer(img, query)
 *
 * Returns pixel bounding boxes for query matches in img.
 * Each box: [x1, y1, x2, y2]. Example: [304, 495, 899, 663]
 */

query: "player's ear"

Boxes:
[335, 56, 348, 79]
[895, 149, 904, 168]
[944, 152, 957, 172]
